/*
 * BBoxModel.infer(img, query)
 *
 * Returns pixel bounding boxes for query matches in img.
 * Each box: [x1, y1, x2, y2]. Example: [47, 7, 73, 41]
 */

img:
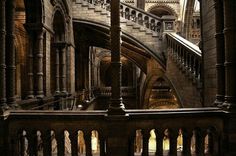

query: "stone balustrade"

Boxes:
[99, 87, 135, 97]
[4, 107, 224, 156]
[166, 33, 202, 87]
[77, 0, 175, 34]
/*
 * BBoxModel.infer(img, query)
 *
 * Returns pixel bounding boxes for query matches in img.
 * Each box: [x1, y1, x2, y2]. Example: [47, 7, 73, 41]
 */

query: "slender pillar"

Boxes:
[142, 130, 149, 156]
[84, 131, 92, 156]
[108, 0, 125, 115]
[55, 47, 60, 95]
[26, 32, 35, 99]
[35, 29, 45, 98]
[214, 0, 225, 107]
[69, 130, 78, 156]
[222, 0, 236, 110]
[155, 129, 164, 156]
[0, 0, 8, 112]
[5, 0, 18, 108]
[60, 46, 67, 95]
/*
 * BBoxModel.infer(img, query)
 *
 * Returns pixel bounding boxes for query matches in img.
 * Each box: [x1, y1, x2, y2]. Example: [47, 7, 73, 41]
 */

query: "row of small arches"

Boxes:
[16, 127, 216, 156]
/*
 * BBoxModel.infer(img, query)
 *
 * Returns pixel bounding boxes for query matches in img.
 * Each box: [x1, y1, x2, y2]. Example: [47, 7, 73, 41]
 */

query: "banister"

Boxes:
[120, 2, 161, 21]
[166, 33, 201, 57]
[165, 32, 202, 85]
[3, 108, 225, 155]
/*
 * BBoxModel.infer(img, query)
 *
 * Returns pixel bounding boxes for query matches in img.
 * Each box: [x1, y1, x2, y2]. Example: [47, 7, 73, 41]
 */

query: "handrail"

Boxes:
[166, 33, 201, 57]
[166, 32, 202, 86]
[79, 0, 176, 33]
[3, 108, 225, 156]
[120, 1, 161, 21]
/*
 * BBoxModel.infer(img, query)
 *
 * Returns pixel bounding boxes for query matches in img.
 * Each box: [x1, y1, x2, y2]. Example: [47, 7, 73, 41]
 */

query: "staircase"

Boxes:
[72, 0, 175, 66]
[72, 0, 203, 107]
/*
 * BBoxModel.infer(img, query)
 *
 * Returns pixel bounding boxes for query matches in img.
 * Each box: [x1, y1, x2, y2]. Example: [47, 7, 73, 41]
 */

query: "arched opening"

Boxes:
[99, 56, 134, 87]
[149, 6, 175, 17]
[147, 77, 180, 109]
[50, 10, 66, 95]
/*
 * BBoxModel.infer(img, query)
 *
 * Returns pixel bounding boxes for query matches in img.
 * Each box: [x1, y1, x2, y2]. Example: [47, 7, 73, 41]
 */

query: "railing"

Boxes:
[78, 0, 175, 34]
[28, 93, 86, 111]
[99, 87, 135, 97]
[166, 33, 202, 87]
[3, 108, 224, 156]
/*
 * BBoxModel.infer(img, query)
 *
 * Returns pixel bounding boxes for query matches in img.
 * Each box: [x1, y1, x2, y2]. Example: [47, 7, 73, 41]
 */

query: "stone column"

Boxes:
[26, 32, 35, 99]
[60, 46, 67, 95]
[0, 0, 8, 112]
[55, 48, 60, 95]
[214, 0, 225, 107]
[108, 0, 125, 115]
[5, 0, 18, 108]
[35, 29, 45, 98]
[222, 0, 236, 110]
[88, 47, 92, 99]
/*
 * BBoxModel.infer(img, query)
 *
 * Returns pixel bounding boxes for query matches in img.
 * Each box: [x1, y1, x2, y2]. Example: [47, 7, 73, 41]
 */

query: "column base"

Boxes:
[7, 97, 20, 109]
[214, 96, 224, 108]
[27, 95, 35, 99]
[107, 98, 126, 115]
[9, 103, 20, 110]
[36, 94, 44, 99]
[222, 101, 236, 112]
[0, 104, 9, 114]
[60, 91, 68, 97]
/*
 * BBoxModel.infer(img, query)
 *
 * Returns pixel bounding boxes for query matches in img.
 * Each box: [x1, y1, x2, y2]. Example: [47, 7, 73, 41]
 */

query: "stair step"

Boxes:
[81, 2, 89, 7]
[126, 21, 134, 26]
[139, 27, 146, 32]
[133, 25, 141, 29]
[101, 11, 108, 15]
[88, 5, 95, 10]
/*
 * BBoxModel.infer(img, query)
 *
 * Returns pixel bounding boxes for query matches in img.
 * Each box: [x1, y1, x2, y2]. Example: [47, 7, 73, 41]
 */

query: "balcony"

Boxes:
[1, 107, 228, 156]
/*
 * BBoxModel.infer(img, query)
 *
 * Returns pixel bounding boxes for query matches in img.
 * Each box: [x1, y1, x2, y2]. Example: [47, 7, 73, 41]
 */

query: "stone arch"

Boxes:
[141, 73, 182, 109]
[182, 0, 196, 39]
[147, 4, 178, 17]
[98, 51, 134, 87]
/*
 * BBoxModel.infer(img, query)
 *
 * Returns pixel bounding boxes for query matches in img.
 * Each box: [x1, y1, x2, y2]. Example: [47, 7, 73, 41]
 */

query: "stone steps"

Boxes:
[72, 0, 163, 61]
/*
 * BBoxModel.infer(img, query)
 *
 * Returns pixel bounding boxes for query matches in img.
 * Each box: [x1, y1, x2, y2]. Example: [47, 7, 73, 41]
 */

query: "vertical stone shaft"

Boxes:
[223, 0, 236, 110]
[60, 46, 67, 94]
[6, 0, 17, 107]
[55, 48, 60, 94]
[35, 30, 45, 98]
[214, 0, 225, 106]
[0, 0, 8, 111]
[27, 33, 35, 99]
[109, 0, 125, 113]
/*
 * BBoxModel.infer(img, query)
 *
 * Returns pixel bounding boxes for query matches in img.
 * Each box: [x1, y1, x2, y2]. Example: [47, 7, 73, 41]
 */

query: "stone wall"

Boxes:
[201, 0, 217, 106]
[166, 55, 202, 108]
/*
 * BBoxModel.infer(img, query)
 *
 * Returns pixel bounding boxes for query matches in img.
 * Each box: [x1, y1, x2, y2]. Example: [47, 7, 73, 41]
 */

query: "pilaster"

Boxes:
[214, 0, 225, 107]
[222, 0, 236, 111]
[0, 0, 8, 112]
[5, 0, 18, 108]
